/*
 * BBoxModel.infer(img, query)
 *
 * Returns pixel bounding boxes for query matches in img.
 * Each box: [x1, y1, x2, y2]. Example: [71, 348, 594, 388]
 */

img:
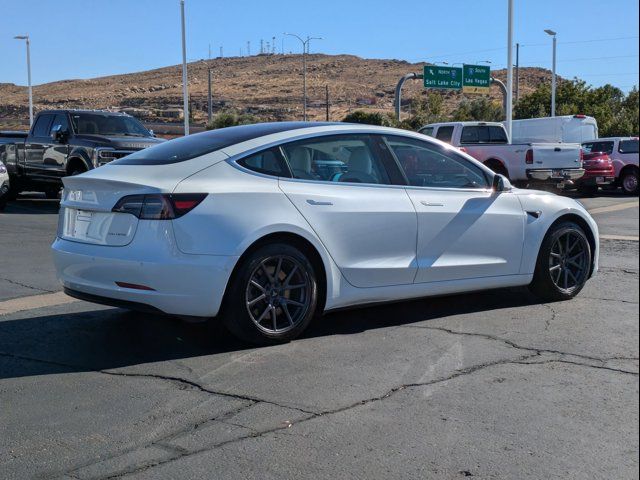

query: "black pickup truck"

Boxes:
[4, 109, 164, 198]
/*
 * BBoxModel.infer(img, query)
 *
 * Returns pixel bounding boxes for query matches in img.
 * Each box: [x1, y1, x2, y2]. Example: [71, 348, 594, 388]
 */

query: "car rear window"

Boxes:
[619, 139, 639, 154]
[112, 122, 334, 165]
[461, 126, 508, 144]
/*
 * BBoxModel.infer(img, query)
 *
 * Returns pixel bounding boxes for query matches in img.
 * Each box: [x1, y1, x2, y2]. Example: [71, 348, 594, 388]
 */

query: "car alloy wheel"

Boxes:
[245, 255, 312, 335]
[622, 172, 638, 195]
[548, 231, 589, 294]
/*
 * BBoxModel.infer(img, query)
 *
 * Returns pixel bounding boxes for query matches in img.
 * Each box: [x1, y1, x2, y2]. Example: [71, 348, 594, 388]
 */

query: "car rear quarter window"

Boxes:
[435, 126, 454, 143]
[619, 139, 639, 154]
[237, 149, 291, 177]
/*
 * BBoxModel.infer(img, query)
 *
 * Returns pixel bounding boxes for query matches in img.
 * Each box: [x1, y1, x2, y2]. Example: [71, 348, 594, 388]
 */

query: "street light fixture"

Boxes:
[283, 33, 323, 121]
[545, 29, 557, 117]
[14, 35, 33, 126]
[477, 60, 492, 65]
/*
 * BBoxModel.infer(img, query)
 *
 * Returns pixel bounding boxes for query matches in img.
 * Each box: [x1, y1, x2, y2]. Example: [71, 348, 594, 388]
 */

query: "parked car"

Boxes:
[572, 149, 616, 195]
[581, 137, 639, 195]
[53, 122, 599, 345]
[0, 160, 9, 210]
[4, 109, 164, 199]
[509, 115, 598, 144]
[418, 121, 584, 188]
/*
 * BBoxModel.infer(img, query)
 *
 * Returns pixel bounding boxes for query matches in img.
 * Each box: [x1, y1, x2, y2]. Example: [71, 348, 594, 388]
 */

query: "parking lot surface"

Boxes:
[1, 192, 638, 480]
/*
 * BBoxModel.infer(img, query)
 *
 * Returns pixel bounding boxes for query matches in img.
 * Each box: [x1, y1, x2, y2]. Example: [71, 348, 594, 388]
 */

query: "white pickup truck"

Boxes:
[418, 121, 584, 187]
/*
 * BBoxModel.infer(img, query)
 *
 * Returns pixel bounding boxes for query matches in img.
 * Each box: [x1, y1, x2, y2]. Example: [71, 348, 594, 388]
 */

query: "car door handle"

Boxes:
[421, 201, 444, 207]
[306, 199, 333, 206]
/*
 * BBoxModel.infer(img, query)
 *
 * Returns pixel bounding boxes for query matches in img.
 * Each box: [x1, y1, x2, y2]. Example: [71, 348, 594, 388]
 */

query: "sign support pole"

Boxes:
[505, 0, 514, 138]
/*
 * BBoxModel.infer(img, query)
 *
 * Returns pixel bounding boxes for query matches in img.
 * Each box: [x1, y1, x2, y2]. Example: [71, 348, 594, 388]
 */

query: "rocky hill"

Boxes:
[0, 54, 554, 129]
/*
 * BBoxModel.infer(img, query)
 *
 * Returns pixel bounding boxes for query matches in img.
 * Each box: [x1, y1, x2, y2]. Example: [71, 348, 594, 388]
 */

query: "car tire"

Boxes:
[620, 169, 639, 196]
[529, 221, 592, 302]
[220, 243, 318, 345]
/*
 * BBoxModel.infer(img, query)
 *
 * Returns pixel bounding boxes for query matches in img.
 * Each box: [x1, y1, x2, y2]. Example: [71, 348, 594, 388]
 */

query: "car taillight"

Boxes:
[580, 149, 584, 161]
[574, 114, 586, 119]
[525, 149, 534, 164]
[459, 147, 468, 153]
[112, 193, 207, 219]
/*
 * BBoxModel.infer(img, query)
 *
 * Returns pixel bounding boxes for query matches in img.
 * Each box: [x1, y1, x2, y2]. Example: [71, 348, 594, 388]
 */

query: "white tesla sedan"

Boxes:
[53, 123, 598, 344]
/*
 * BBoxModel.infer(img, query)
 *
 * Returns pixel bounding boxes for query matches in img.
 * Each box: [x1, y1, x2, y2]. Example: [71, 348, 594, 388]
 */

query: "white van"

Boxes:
[509, 115, 598, 144]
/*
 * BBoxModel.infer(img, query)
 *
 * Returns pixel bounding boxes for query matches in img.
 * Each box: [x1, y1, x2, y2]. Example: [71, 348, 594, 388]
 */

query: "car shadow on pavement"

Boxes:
[0, 287, 544, 380]
[2, 194, 61, 215]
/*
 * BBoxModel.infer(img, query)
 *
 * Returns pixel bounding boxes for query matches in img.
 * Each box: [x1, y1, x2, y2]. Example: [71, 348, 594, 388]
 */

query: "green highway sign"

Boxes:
[462, 64, 491, 94]
[423, 66, 462, 90]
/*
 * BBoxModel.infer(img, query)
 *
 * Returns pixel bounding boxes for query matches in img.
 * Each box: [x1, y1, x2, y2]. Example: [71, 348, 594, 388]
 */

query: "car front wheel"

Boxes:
[530, 221, 592, 302]
[221, 243, 318, 345]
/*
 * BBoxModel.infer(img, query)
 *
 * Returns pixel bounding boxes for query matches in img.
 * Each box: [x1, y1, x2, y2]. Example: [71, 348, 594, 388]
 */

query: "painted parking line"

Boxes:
[600, 234, 640, 241]
[588, 200, 639, 215]
[0, 291, 77, 316]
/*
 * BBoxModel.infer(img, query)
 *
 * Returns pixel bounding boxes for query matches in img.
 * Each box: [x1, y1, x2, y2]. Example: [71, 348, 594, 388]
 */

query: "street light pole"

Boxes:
[14, 35, 33, 126]
[283, 33, 322, 121]
[545, 29, 557, 117]
[505, 0, 514, 139]
[180, 0, 189, 135]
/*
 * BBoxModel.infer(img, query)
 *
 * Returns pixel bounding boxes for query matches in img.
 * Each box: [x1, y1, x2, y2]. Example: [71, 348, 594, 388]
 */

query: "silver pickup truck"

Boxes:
[419, 121, 584, 188]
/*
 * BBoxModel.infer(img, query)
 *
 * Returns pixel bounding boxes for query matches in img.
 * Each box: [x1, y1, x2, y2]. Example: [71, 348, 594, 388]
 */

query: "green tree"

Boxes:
[206, 111, 258, 130]
[451, 97, 504, 122]
[342, 110, 396, 127]
[396, 92, 445, 130]
[514, 79, 638, 137]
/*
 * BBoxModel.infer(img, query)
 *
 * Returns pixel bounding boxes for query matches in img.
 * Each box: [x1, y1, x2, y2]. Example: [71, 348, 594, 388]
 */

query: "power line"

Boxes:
[416, 35, 639, 62]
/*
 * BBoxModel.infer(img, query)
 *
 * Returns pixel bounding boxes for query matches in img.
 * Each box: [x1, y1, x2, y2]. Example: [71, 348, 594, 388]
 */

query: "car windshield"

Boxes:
[619, 139, 639, 154]
[71, 113, 150, 137]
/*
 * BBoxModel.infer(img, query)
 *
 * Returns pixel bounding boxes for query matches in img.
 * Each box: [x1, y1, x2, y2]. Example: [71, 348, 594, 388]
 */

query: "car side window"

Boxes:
[619, 139, 639, 154]
[280, 134, 392, 185]
[384, 135, 490, 189]
[32, 114, 54, 138]
[237, 148, 290, 177]
[435, 126, 454, 143]
[419, 127, 434, 137]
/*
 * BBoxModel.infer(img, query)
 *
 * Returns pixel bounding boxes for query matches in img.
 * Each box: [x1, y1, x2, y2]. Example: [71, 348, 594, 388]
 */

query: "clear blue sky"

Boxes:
[1, 0, 638, 92]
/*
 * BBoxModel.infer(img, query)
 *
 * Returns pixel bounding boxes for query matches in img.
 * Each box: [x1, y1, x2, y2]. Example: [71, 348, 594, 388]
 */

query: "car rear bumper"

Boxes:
[576, 174, 616, 186]
[52, 234, 239, 317]
[527, 168, 585, 182]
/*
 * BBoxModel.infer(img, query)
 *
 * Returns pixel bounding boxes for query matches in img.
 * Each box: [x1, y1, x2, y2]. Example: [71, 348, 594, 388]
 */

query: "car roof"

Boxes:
[39, 109, 132, 116]
[590, 137, 638, 141]
[421, 121, 504, 129]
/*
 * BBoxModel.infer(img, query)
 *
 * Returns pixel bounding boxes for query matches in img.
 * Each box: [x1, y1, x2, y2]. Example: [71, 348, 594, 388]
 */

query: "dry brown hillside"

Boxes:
[0, 54, 554, 129]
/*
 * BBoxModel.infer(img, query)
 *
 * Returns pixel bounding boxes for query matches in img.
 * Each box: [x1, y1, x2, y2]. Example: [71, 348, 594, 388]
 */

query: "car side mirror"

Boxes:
[492, 174, 511, 192]
[51, 125, 69, 143]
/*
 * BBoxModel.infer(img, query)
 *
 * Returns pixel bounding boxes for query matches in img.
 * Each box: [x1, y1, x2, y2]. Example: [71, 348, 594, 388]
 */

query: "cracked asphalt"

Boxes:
[0, 192, 638, 479]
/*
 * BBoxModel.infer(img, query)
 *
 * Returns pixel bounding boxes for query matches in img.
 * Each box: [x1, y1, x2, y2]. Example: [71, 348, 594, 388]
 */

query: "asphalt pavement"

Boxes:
[0, 191, 638, 480]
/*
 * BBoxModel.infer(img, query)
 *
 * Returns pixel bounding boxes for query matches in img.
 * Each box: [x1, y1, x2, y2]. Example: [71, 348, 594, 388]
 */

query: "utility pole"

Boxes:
[325, 85, 330, 121]
[208, 43, 211, 60]
[247, 41, 251, 56]
[207, 67, 213, 124]
[14, 35, 33, 126]
[272, 36, 276, 54]
[515, 43, 520, 104]
[220, 46, 223, 58]
[505, 0, 514, 139]
[180, 0, 189, 135]
[283, 33, 323, 121]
